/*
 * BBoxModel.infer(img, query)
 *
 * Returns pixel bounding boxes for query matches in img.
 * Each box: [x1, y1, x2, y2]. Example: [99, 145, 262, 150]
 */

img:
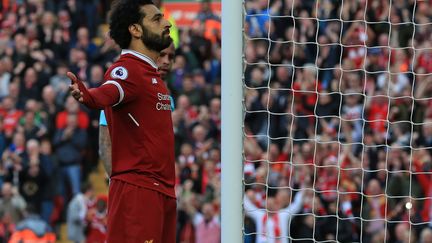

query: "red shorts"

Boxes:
[107, 179, 177, 243]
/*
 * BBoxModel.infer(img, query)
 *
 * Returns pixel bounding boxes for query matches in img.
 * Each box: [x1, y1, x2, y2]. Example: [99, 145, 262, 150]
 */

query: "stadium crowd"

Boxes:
[0, 0, 221, 242]
[0, 0, 431, 243]
[244, 0, 432, 243]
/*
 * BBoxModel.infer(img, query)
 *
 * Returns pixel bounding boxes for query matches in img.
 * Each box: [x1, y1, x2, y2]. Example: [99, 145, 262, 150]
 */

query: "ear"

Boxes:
[128, 24, 142, 39]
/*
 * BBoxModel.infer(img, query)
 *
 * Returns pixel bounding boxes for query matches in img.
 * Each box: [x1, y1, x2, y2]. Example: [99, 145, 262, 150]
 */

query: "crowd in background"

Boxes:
[1, 0, 432, 242]
[244, 0, 432, 242]
[0, 0, 221, 242]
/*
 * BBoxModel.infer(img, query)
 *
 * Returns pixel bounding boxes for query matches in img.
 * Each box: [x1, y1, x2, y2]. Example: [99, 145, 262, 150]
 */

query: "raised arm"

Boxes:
[68, 72, 120, 110]
[244, 189, 260, 214]
[281, 190, 304, 214]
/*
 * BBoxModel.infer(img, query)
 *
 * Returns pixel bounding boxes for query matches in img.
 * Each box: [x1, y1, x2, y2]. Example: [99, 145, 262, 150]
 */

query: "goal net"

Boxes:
[243, 0, 432, 242]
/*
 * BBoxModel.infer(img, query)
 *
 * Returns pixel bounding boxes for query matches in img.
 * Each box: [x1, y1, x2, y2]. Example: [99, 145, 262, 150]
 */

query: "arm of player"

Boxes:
[67, 72, 120, 110]
[99, 124, 112, 177]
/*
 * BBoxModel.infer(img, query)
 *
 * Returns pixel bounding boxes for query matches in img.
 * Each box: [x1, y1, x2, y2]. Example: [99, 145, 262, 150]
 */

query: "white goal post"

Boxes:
[221, 0, 244, 242]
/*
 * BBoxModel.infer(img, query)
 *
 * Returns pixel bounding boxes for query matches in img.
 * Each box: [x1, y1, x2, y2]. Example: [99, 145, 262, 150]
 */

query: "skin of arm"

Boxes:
[99, 125, 112, 177]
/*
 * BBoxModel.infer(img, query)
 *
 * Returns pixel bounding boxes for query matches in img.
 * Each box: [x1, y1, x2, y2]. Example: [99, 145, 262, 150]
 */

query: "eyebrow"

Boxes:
[151, 13, 163, 20]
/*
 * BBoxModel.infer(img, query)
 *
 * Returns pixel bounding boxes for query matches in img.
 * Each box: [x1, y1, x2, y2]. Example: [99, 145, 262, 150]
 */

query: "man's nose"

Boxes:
[164, 19, 172, 29]
[162, 57, 169, 65]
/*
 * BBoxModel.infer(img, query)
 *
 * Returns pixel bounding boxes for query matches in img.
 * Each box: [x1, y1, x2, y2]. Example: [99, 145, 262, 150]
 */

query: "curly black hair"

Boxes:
[109, 0, 154, 49]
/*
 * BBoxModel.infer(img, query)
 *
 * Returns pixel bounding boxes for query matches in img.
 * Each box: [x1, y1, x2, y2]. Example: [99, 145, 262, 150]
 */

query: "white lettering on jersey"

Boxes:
[156, 102, 171, 111]
[157, 93, 170, 101]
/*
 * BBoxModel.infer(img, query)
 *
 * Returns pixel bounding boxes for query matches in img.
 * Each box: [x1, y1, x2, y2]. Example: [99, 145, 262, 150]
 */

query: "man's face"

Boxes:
[157, 44, 175, 79]
[139, 5, 172, 53]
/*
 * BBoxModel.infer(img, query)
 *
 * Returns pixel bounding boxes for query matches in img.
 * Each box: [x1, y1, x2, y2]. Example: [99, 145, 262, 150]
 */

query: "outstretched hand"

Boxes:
[67, 72, 84, 102]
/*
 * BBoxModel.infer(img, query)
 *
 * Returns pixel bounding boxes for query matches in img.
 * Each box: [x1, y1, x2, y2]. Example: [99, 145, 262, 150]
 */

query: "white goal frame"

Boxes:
[221, 0, 244, 242]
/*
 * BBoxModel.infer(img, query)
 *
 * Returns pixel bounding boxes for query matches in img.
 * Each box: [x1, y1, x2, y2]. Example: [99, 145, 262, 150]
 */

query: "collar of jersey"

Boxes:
[121, 49, 158, 69]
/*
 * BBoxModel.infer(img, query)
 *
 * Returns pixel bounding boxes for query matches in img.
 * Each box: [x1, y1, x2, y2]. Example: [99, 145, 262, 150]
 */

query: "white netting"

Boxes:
[243, 0, 432, 242]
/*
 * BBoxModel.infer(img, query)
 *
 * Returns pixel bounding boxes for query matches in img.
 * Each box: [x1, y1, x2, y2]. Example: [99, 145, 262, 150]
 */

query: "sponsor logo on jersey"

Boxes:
[152, 78, 158, 84]
[111, 66, 128, 80]
[156, 92, 172, 111]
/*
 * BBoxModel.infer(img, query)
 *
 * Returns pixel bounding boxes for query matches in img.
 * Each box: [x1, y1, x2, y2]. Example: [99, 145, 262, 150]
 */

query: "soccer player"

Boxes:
[99, 43, 176, 177]
[67, 0, 176, 242]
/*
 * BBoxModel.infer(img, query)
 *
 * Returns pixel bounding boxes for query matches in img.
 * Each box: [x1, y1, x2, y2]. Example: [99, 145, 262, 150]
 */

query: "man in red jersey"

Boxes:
[67, 0, 176, 242]
[98, 43, 176, 178]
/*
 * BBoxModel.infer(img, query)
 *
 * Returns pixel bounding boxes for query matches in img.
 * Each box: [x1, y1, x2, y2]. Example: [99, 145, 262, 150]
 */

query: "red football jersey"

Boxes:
[102, 50, 175, 198]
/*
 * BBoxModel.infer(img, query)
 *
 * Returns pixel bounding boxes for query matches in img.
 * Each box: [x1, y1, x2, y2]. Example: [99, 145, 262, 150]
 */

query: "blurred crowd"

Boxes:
[1, 0, 431, 242]
[0, 0, 222, 242]
[244, 0, 432, 243]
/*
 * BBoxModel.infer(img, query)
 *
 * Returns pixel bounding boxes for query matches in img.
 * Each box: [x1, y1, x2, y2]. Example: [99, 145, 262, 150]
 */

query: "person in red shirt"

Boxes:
[55, 95, 90, 130]
[86, 196, 108, 243]
[67, 0, 175, 242]
[0, 96, 23, 138]
[98, 43, 176, 178]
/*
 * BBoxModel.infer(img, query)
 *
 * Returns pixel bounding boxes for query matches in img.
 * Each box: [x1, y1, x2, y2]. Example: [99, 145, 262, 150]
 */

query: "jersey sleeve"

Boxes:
[103, 65, 140, 106]
[73, 76, 120, 110]
[99, 111, 108, 126]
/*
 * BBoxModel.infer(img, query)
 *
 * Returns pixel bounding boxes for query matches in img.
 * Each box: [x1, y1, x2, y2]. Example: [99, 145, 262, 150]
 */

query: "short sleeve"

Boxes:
[169, 96, 175, 111]
[104, 65, 140, 106]
[99, 111, 108, 126]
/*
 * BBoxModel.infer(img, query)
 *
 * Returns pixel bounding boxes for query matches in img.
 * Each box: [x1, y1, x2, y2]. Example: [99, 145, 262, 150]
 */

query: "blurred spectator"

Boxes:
[49, 63, 71, 106]
[420, 228, 432, 243]
[85, 195, 107, 243]
[67, 183, 94, 243]
[314, 201, 354, 242]
[245, 0, 271, 38]
[192, 202, 220, 243]
[0, 97, 23, 139]
[18, 110, 47, 141]
[73, 27, 98, 62]
[55, 96, 89, 130]
[8, 205, 56, 243]
[181, 74, 204, 106]
[0, 182, 26, 224]
[53, 113, 87, 197]
[0, 57, 12, 99]
[0, 117, 6, 159]
[40, 85, 60, 138]
[196, 1, 221, 44]
[19, 139, 54, 223]
[0, 212, 15, 243]
[2, 132, 26, 185]
[18, 67, 42, 106]
[244, 188, 305, 243]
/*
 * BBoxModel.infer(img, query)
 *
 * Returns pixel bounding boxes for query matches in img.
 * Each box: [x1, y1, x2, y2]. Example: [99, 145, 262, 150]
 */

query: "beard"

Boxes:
[140, 25, 172, 53]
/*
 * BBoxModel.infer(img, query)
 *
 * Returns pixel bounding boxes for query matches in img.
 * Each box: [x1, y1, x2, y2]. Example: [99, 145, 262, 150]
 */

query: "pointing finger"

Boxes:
[66, 72, 78, 84]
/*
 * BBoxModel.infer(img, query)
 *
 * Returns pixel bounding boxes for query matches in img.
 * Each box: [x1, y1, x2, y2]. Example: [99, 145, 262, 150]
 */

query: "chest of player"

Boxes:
[135, 75, 171, 112]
